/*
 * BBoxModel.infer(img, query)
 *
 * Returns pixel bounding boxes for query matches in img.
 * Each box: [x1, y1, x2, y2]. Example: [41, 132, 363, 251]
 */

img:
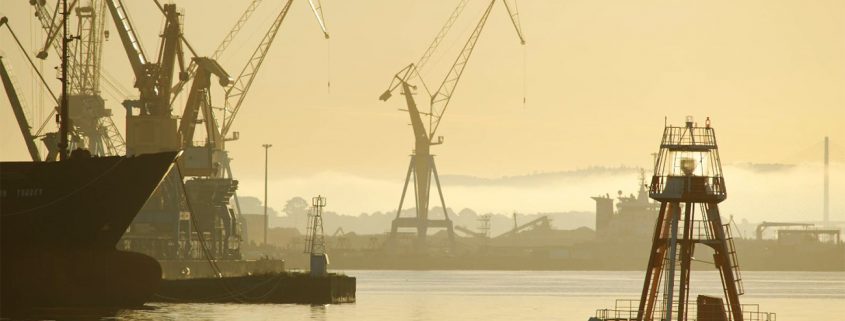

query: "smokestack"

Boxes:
[824, 136, 829, 225]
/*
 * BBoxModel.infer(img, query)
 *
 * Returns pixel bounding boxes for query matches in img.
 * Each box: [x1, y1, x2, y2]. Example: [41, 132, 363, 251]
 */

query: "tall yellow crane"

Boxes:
[380, 0, 525, 250]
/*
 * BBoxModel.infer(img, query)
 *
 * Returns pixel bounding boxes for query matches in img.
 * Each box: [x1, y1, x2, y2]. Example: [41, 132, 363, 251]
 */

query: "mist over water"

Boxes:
[237, 162, 843, 224]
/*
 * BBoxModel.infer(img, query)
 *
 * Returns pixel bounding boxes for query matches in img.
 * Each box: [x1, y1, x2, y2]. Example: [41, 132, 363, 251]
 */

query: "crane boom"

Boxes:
[380, 0, 525, 140]
[427, 0, 496, 139]
[417, 0, 469, 72]
[170, 0, 264, 102]
[31, 0, 84, 91]
[428, 0, 525, 138]
[219, 0, 333, 138]
[502, 0, 526, 44]
[307, 0, 329, 39]
[105, 0, 150, 87]
[378, 0, 468, 102]
[220, 0, 294, 138]
[0, 56, 42, 161]
[2, 16, 61, 136]
[153, 3, 183, 112]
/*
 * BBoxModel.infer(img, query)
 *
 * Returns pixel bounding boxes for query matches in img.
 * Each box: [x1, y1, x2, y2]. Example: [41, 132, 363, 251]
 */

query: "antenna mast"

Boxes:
[59, 0, 70, 160]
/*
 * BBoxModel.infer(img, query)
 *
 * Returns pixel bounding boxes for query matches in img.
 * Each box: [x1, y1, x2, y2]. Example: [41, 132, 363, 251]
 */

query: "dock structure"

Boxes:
[154, 272, 355, 304]
[590, 117, 775, 321]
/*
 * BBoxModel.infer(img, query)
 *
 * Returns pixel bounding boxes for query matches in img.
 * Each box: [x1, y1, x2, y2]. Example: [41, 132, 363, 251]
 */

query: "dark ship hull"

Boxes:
[1, 151, 179, 312]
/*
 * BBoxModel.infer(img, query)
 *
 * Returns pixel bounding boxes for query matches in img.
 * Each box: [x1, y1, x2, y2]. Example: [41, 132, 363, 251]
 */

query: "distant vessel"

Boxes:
[1, 151, 179, 311]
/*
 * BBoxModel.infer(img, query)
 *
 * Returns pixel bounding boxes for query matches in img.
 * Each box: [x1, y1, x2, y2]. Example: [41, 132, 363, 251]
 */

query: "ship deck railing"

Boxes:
[593, 299, 776, 321]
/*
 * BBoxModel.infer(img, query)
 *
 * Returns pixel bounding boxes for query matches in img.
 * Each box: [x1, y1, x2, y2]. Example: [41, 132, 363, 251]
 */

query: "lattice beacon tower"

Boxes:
[641, 116, 744, 321]
[590, 117, 775, 321]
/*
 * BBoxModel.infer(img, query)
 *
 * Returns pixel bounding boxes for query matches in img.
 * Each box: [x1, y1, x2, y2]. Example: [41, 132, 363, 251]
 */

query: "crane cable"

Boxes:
[517, 0, 527, 108]
[327, 36, 331, 94]
[522, 42, 526, 108]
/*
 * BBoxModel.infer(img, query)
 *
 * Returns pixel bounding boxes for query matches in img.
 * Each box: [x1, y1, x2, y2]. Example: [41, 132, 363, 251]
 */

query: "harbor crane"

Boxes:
[176, 0, 329, 247]
[103, 0, 328, 259]
[178, 0, 329, 177]
[3, 1, 127, 159]
[105, 0, 187, 155]
[104, 0, 244, 258]
[379, 0, 525, 250]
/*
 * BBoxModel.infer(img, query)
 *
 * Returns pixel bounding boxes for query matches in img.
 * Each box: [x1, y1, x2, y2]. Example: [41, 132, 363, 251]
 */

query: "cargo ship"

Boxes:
[1, 150, 180, 312]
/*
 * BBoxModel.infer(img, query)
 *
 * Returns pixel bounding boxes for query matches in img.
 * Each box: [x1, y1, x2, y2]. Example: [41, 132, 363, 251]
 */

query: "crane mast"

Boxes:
[178, 58, 230, 151]
[152, 4, 184, 114]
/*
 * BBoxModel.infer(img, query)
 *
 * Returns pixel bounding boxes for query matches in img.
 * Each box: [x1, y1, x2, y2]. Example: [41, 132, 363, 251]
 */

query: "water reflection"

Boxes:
[11, 271, 842, 321]
[310, 304, 327, 321]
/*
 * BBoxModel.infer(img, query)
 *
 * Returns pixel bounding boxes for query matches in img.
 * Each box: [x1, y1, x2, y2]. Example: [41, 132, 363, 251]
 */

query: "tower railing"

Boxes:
[660, 126, 718, 149]
[649, 176, 726, 200]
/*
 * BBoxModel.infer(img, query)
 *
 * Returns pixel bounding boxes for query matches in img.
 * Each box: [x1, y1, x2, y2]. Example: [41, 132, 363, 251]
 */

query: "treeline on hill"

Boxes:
[237, 196, 594, 237]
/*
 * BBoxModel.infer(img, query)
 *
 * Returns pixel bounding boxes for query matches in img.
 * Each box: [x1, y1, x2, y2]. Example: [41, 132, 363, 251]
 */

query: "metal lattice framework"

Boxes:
[169, 0, 264, 103]
[27, 0, 126, 157]
[305, 196, 327, 255]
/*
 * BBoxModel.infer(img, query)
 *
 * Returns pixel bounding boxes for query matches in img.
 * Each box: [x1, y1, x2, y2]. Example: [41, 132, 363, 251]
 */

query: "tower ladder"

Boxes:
[723, 223, 745, 295]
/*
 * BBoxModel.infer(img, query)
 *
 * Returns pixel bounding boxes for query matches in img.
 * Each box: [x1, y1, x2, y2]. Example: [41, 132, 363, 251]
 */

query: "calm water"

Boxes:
[110, 270, 842, 321]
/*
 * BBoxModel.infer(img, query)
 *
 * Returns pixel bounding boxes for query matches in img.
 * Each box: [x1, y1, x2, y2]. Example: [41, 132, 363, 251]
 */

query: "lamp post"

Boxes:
[262, 144, 272, 245]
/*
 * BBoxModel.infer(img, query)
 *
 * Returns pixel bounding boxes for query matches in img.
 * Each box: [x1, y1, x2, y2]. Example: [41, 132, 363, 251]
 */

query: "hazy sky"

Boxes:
[1, 1, 843, 218]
